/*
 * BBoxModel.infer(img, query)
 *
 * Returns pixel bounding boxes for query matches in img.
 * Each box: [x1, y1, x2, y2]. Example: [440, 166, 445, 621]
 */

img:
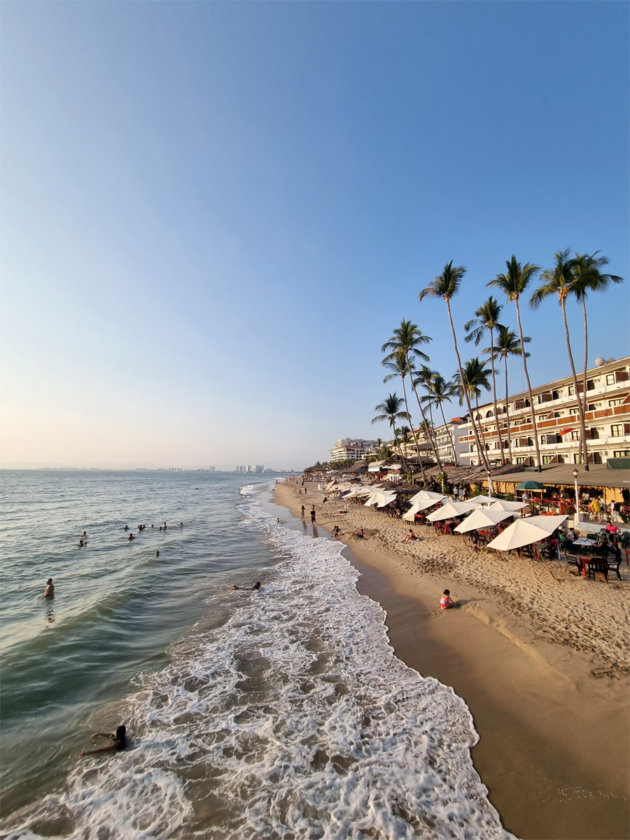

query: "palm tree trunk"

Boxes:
[503, 356, 513, 463]
[514, 297, 542, 471]
[406, 354, 445, 474]
[561, 297, 590, 471]
[401, 374, 427, 482]
[446, 299, 490, 472]
[438, 401, 459, 465]
[580, 298, 590, 469]
[489, 326, 504, 464]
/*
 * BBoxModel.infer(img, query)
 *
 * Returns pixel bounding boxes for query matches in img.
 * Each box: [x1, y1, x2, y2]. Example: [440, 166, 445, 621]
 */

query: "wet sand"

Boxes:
[274, 480, 630, 840]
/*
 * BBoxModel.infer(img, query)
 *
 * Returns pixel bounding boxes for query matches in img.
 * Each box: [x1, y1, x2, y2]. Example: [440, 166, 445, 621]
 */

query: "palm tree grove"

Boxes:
[369, 252, 624, 480]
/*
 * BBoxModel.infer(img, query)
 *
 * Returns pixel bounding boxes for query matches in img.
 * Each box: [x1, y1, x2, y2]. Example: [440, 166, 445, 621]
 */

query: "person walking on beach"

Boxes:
[310, 506, 316, 523]
[301, 505, 305, 518]
[80, 725, 127, 758]
[44, 578, 54, 597]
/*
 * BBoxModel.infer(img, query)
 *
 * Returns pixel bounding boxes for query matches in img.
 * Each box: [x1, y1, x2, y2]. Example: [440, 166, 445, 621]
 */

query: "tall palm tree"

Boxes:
[382, 349, 427, 481]
[423, 372, 460, 465]
[419, 261, 490, 472]
[531, 250, 590, 468]
[371, 393, 409, 470]
[488, 255, 542, 471]
[465, 296, 506, 462]
[412, 363, 446, 471]
[488, 326, 529, 464]
[457, 359, 492, 465]
[570, 251, 623, 423]
[381, 320, 443, 473]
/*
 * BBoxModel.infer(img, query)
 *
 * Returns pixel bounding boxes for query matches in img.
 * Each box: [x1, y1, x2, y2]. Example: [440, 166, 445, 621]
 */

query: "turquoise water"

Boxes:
[0, 471, 511, 839]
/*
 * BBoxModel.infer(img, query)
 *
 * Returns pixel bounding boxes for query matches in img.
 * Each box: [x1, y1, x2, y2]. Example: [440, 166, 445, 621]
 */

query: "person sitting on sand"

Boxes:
[331, 525, 340, 538]
[80, 725, 127, 758]
[440, 589, 458, 610]
[231, 582, 261, 591]
[402, 529, 417, 543]
[355, 528, 365, 538]
[44, 578, 54, 597]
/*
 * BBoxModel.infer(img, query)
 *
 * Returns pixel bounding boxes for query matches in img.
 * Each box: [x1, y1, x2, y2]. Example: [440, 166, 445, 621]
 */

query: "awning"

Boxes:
[426, 501, 477, 522]
[486, 515, 567, 551]
[454, 508, 514, 534]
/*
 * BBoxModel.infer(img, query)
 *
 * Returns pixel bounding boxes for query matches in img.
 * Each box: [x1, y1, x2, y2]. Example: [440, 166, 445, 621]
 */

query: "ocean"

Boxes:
[0, 471, 511, 839]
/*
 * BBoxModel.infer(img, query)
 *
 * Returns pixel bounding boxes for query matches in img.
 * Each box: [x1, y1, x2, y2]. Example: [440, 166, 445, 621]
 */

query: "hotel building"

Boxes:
[329, 438, 378, 464]
[456, 356, 630, 467]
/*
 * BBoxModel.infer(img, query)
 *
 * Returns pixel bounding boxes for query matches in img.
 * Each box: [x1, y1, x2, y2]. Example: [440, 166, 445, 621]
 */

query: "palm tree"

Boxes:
[423, 372, 460, 465]
[411, 363, 446, 472]
[531, 250, 590, 468]
[371, 393, 409, 470]
[382, 348, 427, 482]
[381, 320, 443, 473]
[488, 326, 529, 464]
[465, 296, 506, 462]
[570, 251, 623, 425]
[457, 359, 491, 465]
[488, 255, 542, 471]
[419, 261, 490, 472]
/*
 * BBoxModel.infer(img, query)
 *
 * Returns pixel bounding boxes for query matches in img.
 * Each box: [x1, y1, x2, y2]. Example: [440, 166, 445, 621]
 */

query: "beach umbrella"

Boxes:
[409, 490, 446, 504]
[365, 491, 397, 508]
[376, 492, 397, 508]
[486, 515, 567, 552]
[402, 498, 445, 521]
[466, 494, 497, 506]
[489, 499, 528, 512]
[516, 481, 545, 491]
[426, 501, 477, 522]
[454, 508, 514, 534]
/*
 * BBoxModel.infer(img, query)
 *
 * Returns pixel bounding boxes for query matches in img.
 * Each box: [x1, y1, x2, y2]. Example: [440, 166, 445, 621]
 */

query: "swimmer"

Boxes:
[128, 533, 135, 541]
[44, 578, 54, 597]
[231, 582, 262, 591]
[156, 550, 160, 558]
[80, 725, 127, 758]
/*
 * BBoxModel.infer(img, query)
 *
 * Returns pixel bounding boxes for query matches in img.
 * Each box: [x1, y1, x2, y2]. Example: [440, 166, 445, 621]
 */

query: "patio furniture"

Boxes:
[565, 553, 581, 574]
[607, 554, 623, 581]
[587, 558, 608, 582]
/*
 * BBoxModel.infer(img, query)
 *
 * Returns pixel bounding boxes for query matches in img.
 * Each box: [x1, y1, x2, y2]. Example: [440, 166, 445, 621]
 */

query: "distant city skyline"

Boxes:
[1, 2, 627, 471]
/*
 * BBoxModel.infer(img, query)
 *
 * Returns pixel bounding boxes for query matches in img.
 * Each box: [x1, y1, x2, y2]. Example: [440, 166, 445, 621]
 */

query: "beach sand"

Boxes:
[274, 480, 630, 840]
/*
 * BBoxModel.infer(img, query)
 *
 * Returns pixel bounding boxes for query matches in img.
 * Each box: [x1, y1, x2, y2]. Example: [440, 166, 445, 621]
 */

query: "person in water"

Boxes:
[231, 582, 261, 591]
[44, 578, 54, 597]
[80, 725, 127, 757]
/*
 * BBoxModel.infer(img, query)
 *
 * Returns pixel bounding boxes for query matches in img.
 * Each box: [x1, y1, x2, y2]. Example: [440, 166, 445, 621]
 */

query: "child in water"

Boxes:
[80, 725, 127, 757]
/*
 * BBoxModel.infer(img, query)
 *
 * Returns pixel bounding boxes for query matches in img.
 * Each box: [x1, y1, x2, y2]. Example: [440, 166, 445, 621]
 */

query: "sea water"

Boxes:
[0, 471, 511, 839]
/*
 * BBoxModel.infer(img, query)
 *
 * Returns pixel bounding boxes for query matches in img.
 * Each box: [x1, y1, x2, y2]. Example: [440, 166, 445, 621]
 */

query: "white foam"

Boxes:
[4, 492, 515, 839]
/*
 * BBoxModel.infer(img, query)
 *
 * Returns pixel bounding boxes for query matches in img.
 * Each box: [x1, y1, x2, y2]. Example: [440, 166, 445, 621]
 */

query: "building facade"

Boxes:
[329, 438, 378, 464]
[458, 356, 630, 467]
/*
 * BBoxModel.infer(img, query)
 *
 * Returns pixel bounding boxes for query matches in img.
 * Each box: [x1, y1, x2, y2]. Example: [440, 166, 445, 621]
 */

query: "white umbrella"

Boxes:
[346, 486, 372, 498]
[409, 490, 446, 504]
[426, 501, 477, 522]
[402, 498, 445, 521]
[466, 494, 497, 506]
[486, 515, 567, 552]
[454, 508, 514, 534]
[365, 491, 397, 508]
[489, 499, 528, 512]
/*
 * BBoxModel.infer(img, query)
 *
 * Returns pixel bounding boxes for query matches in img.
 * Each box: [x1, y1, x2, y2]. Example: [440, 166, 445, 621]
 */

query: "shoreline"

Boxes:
[273, 480, 630, 840]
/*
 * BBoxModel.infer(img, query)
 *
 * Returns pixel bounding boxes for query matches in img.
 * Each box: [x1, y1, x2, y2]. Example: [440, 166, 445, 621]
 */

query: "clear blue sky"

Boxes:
[1, 1, 628, 470]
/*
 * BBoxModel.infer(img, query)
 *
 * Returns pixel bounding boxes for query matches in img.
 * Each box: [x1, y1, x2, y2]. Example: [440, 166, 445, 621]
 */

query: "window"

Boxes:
[611, 424, 623, 437]
[571, 431, 580, 441]
[606, 373, 615, 385]
[609, 399, 624, 407]
[569, 408, 579, 415]
[613, 450, 630, 457]
[568, 385, 574, 396]
[516, 457, 526, 465]
[542, 455, 554, 465]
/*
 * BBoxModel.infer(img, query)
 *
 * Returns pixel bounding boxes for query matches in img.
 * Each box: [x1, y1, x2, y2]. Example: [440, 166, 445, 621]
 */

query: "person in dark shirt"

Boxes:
[80, 725, 127, 758]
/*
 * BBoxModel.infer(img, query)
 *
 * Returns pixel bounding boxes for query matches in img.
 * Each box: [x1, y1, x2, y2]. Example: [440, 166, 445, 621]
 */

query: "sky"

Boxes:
[1, 1, 628, 471]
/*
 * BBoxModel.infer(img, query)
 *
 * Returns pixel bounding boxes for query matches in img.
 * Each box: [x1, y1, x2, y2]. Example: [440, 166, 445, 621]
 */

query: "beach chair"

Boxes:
[606, 553, 623, 581]
[587, 558, 608, 582]
[564, 553, 581, 575]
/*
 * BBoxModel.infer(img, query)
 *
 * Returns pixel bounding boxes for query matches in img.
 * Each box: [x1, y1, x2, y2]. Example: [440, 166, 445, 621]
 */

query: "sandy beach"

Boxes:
[274, 479, 630, 840]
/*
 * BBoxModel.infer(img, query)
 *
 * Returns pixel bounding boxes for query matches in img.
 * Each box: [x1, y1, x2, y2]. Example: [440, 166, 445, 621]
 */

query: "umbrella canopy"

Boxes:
[486, 515, 567, 551]
[409, 490, 446, 504]
[345, 486, 373, 498]
[426, 501, 477, 522]
[402, 497, 445, 521]
[454, 508, 514, 534]
[466, 494, 497, 506]
[365, 491, 397, 508]
[489, 499, 528, 512]
[516, 480, 545, 490]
